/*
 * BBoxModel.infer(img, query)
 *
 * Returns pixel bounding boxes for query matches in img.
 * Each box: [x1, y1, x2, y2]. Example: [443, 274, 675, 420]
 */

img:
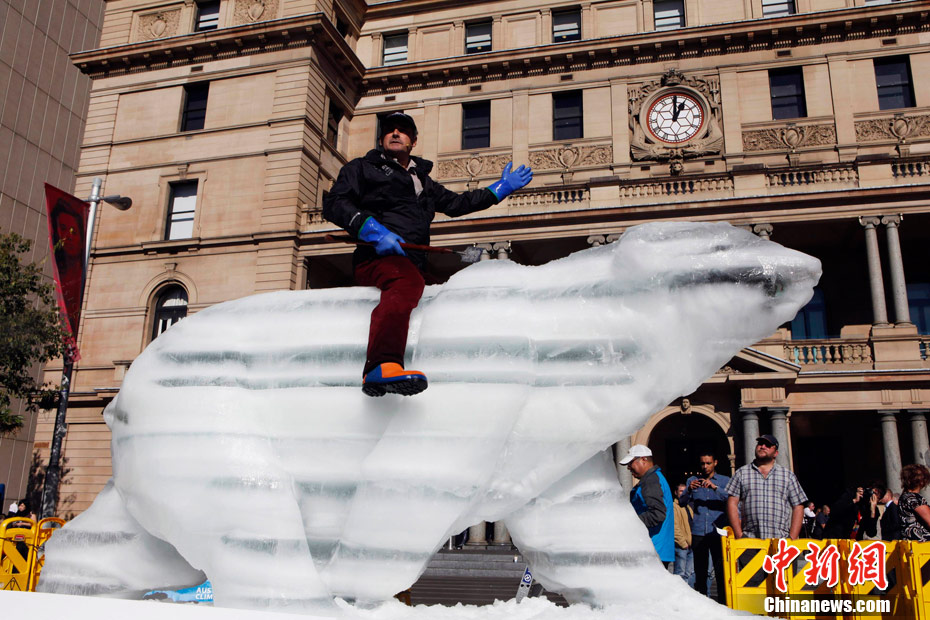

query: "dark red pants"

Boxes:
[354, 256, 425, 377]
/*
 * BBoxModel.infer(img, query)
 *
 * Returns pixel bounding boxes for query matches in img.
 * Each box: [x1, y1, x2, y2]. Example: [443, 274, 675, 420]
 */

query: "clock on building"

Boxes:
[646, 92, 705, 144]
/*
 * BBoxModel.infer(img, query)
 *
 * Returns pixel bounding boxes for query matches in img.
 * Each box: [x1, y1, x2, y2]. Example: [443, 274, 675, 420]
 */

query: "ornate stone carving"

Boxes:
[527, 145, 612, 171]
[233, 0, 279, 25]
[741, 123, 837, 152]
[437, 154, 511, 180]
[628, 68, 724, 161]
[855, 114, 930, 143]
[137, 9, 182, 41]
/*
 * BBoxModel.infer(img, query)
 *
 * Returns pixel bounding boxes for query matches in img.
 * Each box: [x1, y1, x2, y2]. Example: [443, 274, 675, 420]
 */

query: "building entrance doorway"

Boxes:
[648, 413, 731, 488]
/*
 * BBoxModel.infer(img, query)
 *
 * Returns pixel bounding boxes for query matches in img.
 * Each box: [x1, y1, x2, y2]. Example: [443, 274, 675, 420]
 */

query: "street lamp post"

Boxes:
[40, 177, 131, 519]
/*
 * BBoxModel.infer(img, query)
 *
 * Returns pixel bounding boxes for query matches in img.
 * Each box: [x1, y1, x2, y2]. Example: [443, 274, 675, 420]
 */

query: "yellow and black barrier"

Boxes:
[0, 516, 66, 592]
[720, 532, 930, 618]
[782, 538, 844, 620]
[721, 532, 775, 614]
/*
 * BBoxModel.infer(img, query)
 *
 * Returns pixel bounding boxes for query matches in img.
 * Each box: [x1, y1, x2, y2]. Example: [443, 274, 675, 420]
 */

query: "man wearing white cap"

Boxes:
[620, 444, 675, 567]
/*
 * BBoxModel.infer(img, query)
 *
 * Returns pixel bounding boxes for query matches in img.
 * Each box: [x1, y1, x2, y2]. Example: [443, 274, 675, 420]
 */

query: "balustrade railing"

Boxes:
[506, 186, 589, 209]
[785, 339, 873, 366]
[766, 166, 858, 188]
[893, 159, 930, 179]
[920, 336, 929, 361]
[618, 175, 734, 200]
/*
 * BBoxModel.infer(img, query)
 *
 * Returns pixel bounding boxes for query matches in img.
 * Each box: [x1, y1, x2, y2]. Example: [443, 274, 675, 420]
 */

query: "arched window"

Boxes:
[151, 285, 188, 340]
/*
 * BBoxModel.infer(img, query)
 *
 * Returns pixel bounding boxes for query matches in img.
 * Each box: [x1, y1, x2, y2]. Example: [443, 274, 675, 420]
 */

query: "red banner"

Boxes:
[44, 184, 89, 347]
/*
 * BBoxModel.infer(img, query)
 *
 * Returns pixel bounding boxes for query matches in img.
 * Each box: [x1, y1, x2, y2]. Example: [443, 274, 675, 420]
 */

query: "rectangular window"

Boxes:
[382, 32, 408, 66]
[462, 101, 490, 150]
[465, 21, 492, 54]
[553, 91, 583, 141]
[654, 0, 685, 31]
[874, 56, 915, 110]
[166, 181, 198, 240]
[327, 101, 343, 145]
[181, 82, 209, 131]
[552, 9, 581, 43]
[761, 0, 795, 18]
[195, 1, 220, 31]
[769, 68, 807, 120]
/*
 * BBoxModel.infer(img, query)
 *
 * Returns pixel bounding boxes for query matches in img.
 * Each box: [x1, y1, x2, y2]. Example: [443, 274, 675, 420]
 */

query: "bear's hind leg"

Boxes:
[37, 479, 205, 598]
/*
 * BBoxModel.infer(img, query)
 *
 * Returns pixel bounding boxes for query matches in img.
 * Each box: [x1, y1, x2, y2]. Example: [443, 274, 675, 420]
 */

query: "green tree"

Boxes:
[0, 232, 67, 434]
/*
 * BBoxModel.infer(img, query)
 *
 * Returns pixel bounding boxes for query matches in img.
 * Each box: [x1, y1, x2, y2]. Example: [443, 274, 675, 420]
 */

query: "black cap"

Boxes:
[380, 112, 418, 139]
[756, 434, 779, 448]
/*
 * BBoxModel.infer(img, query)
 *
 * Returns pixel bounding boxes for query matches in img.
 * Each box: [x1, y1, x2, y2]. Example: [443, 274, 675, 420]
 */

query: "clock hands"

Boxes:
[671, 96, 687, 123]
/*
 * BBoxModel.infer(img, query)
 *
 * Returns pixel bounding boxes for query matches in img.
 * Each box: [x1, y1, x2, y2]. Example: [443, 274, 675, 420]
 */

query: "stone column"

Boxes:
[740, 408, 761, 466]
[580, 2, 593, 39]
[476, 244, 493, 261]
[910, 410, 930, 502]
[491, 521, 511, 546]
[753, 223, 773, 241]
[859, 216, 890, 326]
[769, 407, 792, 470]
[616, 436, 633, 491]
[452, 21, 464, 55]
[882, 215, 912, 326]
[491, 16, 502, 52]
[466, 522, 487, 547]
[642, 0, 655, 30]
[540, 9, 552, 44]
[409, 27, 419, 63]
[493, 241, 511, 261]
[587, 235, 606, 248]
[370, 32, 382, 66]
[880, 411, 904, 494]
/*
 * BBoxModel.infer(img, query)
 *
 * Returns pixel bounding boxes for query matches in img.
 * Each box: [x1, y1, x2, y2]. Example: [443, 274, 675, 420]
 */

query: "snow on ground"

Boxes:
[3, 590, 753, 620]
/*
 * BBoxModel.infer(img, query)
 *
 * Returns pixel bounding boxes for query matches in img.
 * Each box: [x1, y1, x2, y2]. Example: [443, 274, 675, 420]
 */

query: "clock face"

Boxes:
[647, 93, 704, 144]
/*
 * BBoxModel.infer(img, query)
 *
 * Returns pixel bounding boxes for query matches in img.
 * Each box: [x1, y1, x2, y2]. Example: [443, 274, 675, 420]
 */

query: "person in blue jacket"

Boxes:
[621, 444, 674, 567]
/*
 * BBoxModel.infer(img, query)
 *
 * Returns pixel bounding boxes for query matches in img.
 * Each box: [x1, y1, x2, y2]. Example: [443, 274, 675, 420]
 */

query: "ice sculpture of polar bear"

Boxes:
[39, 222, 820, 613]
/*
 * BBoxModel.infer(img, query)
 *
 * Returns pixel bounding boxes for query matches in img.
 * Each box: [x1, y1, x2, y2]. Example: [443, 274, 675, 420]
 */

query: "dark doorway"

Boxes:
[648, 413, 731, 489]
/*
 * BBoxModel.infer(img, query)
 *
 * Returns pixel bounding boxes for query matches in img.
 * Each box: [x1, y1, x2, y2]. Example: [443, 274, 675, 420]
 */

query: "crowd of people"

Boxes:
[621, 435, 930, 601]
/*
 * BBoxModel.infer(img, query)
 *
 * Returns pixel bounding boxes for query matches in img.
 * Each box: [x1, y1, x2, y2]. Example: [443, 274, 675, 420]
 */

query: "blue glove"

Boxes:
[487, 162, 533, 201]
[358, 217, 406, 257]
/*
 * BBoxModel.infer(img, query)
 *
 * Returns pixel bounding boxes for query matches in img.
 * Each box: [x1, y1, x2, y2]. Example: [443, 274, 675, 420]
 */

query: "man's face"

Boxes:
[380, 127, 416, 159]
[755, 439, 778, 460]
[627, 457, 651, 479]
[676, 483, 686, 498]
[699, 455, 717, 477]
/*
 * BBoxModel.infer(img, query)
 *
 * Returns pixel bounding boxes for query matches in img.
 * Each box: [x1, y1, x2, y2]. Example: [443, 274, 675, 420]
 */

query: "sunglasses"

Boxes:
[757, 441, 775, 448]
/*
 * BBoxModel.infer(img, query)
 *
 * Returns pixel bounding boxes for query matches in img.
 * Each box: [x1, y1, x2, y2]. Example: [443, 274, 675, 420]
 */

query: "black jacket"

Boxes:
[881, 502, 902, 541]
[322, 149, 499, 270]
[823, 489, 878, 539]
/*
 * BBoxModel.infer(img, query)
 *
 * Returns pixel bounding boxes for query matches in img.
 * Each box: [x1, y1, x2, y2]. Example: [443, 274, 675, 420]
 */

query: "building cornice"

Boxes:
[361, 3, 929, 96]
[70, 13, 365, 83]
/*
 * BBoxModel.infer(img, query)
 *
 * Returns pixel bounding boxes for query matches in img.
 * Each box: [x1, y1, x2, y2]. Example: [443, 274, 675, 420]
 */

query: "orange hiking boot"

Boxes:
[362, 363, 428, 397]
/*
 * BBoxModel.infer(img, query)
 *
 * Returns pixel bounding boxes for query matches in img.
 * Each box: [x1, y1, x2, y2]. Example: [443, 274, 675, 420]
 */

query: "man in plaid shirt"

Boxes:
[725, 434, 808, 539]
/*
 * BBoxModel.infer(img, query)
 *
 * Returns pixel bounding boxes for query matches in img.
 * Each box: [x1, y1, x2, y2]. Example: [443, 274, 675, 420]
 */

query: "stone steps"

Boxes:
[407, 548, 568, 607]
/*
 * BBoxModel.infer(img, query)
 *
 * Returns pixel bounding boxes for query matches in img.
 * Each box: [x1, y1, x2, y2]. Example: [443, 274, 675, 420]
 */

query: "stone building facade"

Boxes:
[37, 0, 930, 524]
[0, 0, 105, 509]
